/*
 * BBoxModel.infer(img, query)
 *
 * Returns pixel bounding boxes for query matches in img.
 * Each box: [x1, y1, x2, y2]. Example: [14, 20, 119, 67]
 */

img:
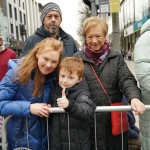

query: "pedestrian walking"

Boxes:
[128, 49, 132, 60]
[0, 38, 63, 150]
[121, 49, 125, 59]
[74, 17, 145, 150]
[19, 2, 78, 58]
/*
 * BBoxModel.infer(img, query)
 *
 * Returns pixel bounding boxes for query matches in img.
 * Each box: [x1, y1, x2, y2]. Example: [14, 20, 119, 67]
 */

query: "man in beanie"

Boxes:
[19, 2, 78, 58]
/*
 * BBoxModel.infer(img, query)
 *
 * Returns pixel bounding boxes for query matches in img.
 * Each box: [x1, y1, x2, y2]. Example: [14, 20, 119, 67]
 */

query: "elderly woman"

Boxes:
[74, 17, 145, 150]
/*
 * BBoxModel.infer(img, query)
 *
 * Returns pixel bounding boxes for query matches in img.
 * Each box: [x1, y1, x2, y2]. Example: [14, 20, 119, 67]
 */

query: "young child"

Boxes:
[49, 57, 96, 150]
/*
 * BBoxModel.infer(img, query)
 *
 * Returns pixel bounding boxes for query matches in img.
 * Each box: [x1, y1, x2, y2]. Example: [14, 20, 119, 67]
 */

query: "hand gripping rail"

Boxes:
[2, 105, 150, 150]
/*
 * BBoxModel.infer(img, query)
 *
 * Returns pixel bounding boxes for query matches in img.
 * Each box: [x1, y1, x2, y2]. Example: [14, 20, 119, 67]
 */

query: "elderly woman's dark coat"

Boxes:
[74, 49, 141, 150]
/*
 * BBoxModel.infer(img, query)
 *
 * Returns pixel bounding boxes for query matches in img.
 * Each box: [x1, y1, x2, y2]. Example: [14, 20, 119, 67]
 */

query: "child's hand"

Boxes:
[57, 89, 69, 108]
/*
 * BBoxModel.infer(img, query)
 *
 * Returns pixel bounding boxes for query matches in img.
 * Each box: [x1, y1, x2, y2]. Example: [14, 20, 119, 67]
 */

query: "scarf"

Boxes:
[84, 40, 110, 65]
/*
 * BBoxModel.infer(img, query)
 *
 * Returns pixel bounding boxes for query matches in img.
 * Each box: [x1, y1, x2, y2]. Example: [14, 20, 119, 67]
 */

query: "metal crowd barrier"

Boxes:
[2, 105, 150, 150]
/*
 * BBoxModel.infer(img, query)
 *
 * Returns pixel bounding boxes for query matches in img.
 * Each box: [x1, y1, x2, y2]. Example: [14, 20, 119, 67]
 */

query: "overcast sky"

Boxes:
[37, 0, 81, 43]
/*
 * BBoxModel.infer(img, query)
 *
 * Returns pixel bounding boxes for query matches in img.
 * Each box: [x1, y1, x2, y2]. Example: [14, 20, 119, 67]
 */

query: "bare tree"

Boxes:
[77, 1, 92, 48]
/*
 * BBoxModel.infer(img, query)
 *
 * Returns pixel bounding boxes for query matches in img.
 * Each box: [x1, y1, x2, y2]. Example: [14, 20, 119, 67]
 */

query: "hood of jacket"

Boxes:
[140, 19, 150, 35]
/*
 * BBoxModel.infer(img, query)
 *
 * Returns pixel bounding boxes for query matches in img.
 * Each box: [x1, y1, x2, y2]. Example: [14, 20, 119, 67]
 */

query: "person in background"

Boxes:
[122, 96, 141, 150]
[134, 18, 150, 150]
[128, 49, 132, 60]
[49, 57, 96, 150]
[0, 34, 17, 81]
[121, 49, 125, 59]
[0, 33, 17, 149]
[0, 38, 63, 150]
[74, 17, 145, 150]
[19, 2, 78, 58]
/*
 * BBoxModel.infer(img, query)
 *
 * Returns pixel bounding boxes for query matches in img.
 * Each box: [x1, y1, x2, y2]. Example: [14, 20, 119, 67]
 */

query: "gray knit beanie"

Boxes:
[40, 2, 62, 22]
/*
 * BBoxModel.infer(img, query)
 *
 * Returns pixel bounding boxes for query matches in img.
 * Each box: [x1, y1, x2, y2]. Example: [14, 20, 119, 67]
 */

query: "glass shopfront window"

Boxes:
[126, 1, 129, 25]
[129, 0, 134, 24]
[121, 0, 135, 28]
[120, 7, 124, 31]
[135, 0, 149, 21]
[143, 0, 149, 17]
[135, 30, 140, 42]
[124, 2, 127, 27]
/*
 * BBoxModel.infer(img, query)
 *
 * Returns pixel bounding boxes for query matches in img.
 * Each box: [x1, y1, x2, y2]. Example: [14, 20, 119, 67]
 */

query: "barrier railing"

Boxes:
[2, 105, 150, 150]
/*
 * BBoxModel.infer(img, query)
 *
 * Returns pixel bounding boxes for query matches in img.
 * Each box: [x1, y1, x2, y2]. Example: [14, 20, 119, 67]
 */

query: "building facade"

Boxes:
[97, 0, 150, 58]
[0, 0, 42, 55]
[25, 0, 42, 37]
[2, 0, 27, 42]
[0, 7, 9, 45]
[120, 0, 150, 58]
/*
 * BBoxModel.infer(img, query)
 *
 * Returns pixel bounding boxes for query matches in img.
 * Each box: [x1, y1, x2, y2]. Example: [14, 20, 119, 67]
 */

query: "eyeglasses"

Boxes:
[45, 14, 60, 20]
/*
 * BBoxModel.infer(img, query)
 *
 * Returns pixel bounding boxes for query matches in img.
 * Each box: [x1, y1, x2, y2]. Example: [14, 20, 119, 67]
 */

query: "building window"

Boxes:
[14, 7, 17, 20]
[9, 4, 12, 18]
[20, 11, 22, 23]
[19, 0, 21, 6]
[24, 14, 26, 25]
[10, 23, 13, 34]
[16, 26, 19, 40]
[23, 2, 25, 9]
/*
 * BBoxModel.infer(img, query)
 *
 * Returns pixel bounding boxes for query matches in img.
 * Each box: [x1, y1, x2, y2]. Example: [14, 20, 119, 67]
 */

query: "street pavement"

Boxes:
[125, 59, 137, 81]
[125, 59, 139, 128]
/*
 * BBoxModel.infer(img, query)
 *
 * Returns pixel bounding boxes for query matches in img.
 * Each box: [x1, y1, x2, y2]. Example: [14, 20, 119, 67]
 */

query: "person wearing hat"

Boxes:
[19, 2, 78, 58]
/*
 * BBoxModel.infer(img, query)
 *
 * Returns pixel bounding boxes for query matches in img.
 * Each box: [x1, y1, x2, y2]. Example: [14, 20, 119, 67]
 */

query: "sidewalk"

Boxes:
[125, 59, 139, 128]
[125, 59, 136, 79]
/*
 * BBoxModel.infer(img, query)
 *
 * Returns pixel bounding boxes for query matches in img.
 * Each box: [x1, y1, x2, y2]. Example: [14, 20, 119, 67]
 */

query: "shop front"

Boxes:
[134, 15, 149, 42]
[122, 25, 134, 59]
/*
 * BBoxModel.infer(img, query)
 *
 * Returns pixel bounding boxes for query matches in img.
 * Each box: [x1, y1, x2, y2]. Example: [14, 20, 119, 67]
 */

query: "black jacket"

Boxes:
[49, 78, 96, 150]
[19, 25, 78, 58]
[74, 50, 141, 150]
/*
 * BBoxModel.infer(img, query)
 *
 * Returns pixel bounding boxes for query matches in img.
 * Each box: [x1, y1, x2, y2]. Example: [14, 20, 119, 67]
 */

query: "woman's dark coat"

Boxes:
[49, 78, 96, 150]
[74, 49, 141, 150]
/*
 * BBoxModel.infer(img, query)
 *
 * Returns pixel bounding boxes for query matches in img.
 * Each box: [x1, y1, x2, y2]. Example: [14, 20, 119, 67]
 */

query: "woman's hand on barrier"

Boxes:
[30, 103, 52, 118]
[131, 98, 145, 115]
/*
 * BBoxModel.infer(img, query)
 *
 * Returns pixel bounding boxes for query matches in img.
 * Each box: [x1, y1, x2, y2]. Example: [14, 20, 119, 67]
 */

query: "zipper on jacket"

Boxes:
[67, 114, 70, 150]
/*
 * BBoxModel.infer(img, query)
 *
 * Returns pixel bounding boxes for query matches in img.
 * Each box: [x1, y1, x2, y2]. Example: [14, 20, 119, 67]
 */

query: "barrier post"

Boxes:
[2, 116, 12, 150]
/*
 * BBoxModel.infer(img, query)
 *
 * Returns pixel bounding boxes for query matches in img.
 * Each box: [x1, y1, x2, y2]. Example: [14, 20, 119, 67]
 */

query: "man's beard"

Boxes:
[48, 28, 58, 35]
